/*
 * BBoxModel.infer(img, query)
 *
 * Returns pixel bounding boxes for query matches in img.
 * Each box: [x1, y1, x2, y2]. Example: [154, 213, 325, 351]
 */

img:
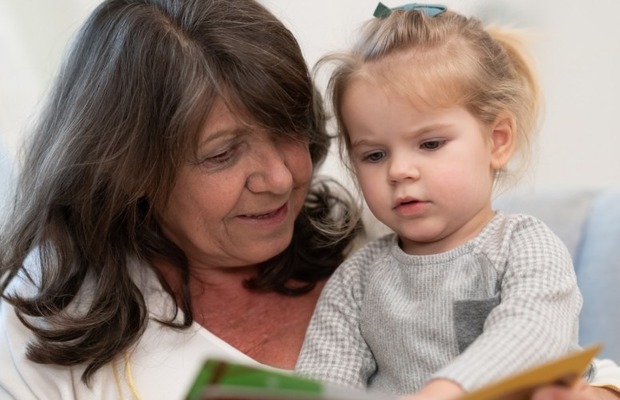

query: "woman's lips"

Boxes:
[238, 203, 288, 223]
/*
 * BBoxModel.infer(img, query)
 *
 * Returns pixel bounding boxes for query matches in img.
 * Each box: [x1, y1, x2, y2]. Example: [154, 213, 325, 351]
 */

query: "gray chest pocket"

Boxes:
[453, 295, 500, 353]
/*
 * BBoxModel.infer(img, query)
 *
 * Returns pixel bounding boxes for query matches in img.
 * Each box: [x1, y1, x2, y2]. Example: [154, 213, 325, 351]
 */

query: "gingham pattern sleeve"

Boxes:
[431, 214, 582, 391]
[295, 236, 394, 389]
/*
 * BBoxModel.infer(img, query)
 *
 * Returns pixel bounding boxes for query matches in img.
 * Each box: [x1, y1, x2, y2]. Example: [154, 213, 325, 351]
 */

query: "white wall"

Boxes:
[264, 0, 620, 192]
[1, 0, 619, 192]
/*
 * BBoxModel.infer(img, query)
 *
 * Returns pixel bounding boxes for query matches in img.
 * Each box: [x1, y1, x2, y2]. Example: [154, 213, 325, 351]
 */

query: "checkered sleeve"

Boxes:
[431, 215, 583, 391]
[295, 238, 390, 389]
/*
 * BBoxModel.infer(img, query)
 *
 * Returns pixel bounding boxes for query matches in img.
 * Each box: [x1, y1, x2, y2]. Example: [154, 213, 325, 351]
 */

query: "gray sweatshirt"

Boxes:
[296, 212, 582, 395]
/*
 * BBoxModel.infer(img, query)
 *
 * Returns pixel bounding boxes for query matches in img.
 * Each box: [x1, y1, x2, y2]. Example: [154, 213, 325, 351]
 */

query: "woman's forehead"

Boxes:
[196, 98, 249, 139]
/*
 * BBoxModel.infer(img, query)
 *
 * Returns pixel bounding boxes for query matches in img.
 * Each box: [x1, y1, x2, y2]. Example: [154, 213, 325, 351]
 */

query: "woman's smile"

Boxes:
[237, 203, 289, 225]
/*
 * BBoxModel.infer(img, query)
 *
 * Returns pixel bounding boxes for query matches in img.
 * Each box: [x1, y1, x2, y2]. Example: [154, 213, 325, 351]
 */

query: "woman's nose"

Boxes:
[245, 140, 293, 195]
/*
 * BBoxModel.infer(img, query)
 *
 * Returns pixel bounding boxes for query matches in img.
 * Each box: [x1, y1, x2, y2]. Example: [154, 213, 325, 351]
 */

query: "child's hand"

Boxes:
[398, 378, 464, 400]
[398, 394, 434, 400]
[532, 379, 620, 400]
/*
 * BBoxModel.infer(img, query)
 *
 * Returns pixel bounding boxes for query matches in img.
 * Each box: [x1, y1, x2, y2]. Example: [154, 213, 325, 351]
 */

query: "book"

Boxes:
[185, 344, 601, 400]
[459, 344, 601, 400]
[184, 359, 388, 400]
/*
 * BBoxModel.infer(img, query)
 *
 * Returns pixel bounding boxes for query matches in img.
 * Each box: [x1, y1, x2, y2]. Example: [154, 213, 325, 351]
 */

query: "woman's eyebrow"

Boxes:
[197, 127, 248, 149]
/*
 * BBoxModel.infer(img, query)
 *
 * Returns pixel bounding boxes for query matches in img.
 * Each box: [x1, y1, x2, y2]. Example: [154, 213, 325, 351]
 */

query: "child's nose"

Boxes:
[388, 154, 420, 183]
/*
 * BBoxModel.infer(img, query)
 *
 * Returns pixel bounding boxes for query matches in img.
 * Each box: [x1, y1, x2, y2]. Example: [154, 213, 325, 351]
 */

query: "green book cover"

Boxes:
[185, 359, 389, 400]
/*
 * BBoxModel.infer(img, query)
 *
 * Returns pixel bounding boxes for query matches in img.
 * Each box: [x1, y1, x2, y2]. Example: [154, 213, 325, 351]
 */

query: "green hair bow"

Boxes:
[373, 2, 447, 18]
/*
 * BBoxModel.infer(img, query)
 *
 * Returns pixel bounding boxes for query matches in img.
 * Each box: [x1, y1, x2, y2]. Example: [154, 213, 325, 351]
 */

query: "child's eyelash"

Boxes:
[362, 150, 386, 163]
[420, 139, 446, 150]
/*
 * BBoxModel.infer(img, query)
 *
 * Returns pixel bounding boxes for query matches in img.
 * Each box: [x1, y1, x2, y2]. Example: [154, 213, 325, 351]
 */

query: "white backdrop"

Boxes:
[1, 0, 619, 192]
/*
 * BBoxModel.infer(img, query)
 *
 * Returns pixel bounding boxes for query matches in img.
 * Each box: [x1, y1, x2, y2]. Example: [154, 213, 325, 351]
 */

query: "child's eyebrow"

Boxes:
[409, 123, 452, 136]
[350, 123, 452, 148]
[350, 138, 378, 148]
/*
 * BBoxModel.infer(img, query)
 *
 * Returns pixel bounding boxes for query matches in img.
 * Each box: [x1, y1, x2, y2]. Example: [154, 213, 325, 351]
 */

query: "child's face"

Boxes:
[342, 79, 503, 255]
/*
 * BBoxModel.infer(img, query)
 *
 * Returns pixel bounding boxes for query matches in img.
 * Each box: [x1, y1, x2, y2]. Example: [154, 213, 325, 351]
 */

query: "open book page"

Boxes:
[185, 345, 601, 400]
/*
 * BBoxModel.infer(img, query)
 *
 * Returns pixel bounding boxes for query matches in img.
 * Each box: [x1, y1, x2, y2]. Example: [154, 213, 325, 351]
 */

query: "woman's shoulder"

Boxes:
[0, 256, 262, 399]
[0, 294, 85, 399]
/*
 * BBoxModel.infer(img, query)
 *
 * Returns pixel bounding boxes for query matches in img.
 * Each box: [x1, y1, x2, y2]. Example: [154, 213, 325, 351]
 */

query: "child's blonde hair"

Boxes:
[320, 6, 541, 188]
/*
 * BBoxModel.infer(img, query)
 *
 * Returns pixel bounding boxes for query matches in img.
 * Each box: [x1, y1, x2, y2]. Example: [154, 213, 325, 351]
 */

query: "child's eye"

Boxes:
[420, 139, 446, 151]
[362, 151, 386, 163]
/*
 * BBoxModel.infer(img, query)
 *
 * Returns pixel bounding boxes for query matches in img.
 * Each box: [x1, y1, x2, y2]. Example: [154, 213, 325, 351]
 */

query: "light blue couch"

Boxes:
[495, 189, 620, 361]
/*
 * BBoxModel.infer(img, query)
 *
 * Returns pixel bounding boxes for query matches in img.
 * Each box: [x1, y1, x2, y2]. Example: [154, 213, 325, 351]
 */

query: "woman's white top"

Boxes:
[1, 258, 619, 399]
[0, 258, 266, 400]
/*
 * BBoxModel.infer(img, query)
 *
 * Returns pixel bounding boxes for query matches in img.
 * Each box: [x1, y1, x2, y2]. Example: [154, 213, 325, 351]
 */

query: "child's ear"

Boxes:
[489, 115, 515, 169]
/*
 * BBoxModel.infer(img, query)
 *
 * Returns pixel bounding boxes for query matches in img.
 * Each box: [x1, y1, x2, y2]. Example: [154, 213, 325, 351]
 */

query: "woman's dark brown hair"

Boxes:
[0, 0, 361, 383]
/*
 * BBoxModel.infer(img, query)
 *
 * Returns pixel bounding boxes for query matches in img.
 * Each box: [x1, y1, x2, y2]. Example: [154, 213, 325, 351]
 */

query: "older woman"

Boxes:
[0, 0, 618, 399]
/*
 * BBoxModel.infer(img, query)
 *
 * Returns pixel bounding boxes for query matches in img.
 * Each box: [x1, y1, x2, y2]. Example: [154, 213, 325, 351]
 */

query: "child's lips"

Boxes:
[394, 197, 421, 208]
[393, 198, 429, 216]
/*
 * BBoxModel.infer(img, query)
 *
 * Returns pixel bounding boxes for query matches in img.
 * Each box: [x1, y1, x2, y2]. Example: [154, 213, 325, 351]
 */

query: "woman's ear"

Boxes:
[489, 115, 515, 170]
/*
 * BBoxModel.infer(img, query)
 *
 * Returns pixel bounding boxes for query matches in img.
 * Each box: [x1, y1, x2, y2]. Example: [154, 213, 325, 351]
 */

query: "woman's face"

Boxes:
[158, 98, 313, 269]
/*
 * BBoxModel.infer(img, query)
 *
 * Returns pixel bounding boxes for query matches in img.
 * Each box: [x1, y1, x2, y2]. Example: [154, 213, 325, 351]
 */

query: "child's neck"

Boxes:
[399, 209, 496, 255]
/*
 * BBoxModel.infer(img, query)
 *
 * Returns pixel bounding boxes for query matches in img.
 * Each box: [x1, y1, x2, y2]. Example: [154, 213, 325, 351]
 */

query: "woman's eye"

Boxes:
[363, 151, 385, 163]
[201, 146, 238, 166]
[420, 139, 445, 151]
